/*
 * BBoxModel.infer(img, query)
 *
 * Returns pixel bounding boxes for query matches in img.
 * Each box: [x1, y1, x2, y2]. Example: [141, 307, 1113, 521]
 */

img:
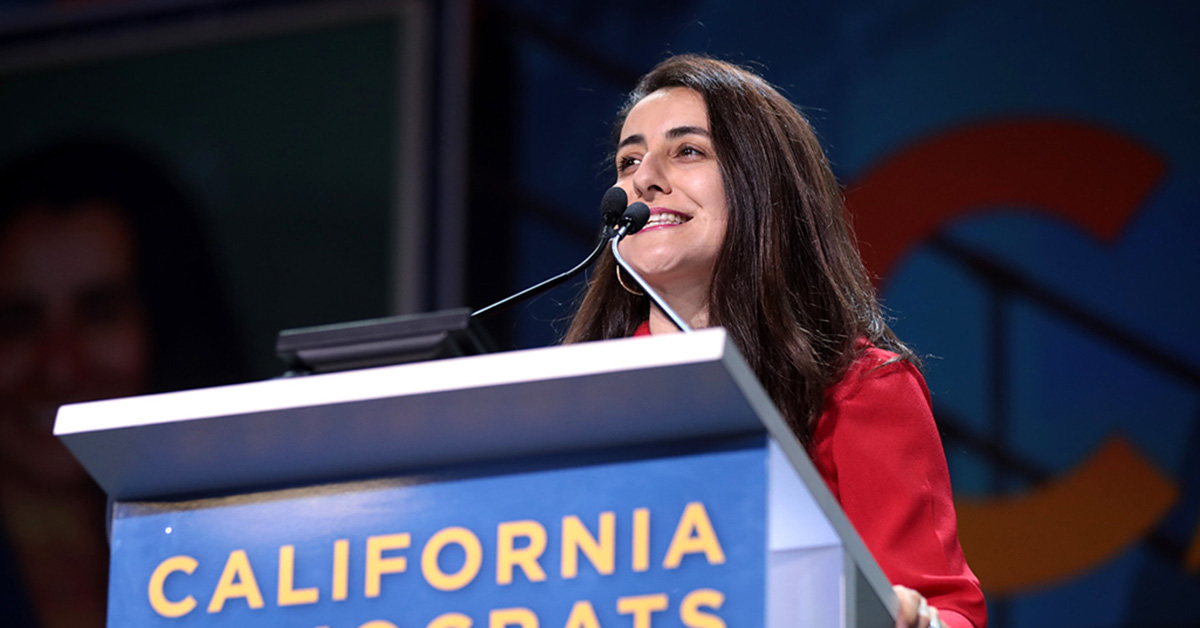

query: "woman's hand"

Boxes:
[894, 585, 943, 628]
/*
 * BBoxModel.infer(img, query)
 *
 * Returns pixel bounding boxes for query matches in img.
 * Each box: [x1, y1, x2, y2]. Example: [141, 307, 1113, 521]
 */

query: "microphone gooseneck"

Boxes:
[471, 240, 607, 320]
[471, 187, 630, 320]
[610, 204, 693, 333]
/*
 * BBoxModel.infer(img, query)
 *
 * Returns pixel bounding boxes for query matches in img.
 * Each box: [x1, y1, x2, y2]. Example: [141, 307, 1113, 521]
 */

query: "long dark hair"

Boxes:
[564, 55, 914, 447]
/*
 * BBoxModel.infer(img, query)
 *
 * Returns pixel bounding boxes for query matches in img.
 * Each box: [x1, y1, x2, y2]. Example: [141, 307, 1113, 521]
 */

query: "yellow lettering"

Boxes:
[422, 526, 483, 591]
[148, 555, 198, 618]
[277, 545, 319, 606]
[490, 607, 538, 628]
[564, 600, 602, 628]
[680, 589, 726, 628]
[632, 508, 651, 572]
[366, 533, 411, 598]
[207, 549, 264, 613]
[561, 512, 615, 578]
[496, 520, 547, 585]
[333, 539, 350, 601]
[428, 612, 473, 628]
[617, 593, 668, 628]
[663, 502, 725, 569]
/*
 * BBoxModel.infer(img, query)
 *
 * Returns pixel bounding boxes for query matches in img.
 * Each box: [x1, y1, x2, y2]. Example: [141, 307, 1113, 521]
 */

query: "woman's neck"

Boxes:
[646, 283, 709, 334]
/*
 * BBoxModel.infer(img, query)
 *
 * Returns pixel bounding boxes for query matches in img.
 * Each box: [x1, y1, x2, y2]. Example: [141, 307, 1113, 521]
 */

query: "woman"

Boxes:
[565, 55, 987, 628]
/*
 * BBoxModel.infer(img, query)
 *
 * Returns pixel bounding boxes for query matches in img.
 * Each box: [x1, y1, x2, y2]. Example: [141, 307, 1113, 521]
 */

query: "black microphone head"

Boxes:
[600, 187, 627, 227]
[621, 202, 651, 234]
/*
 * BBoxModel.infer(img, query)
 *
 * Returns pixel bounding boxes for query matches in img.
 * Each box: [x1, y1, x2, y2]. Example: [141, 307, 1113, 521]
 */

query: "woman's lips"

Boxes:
[640, 208, 691, 231]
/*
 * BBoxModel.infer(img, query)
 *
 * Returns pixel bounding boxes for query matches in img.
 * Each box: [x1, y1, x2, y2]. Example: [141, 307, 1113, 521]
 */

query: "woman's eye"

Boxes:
[617, 155, 640, 172]
[678, 145, 704, 158]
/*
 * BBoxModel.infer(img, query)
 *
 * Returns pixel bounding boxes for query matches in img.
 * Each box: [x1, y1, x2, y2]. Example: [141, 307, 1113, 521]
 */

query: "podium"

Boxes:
[56, 329, 898, 627]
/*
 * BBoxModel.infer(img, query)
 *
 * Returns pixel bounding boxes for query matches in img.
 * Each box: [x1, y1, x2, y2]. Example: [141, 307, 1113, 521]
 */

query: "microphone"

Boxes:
[609, 204, 693, 333]
[600, 186, 627, 231]
[615, 201, 650, 237]
[471, 187, 629, 320]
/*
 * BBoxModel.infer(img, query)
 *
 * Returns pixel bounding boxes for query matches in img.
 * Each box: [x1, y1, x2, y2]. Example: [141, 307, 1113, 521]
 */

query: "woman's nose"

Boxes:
[632, 152, 670, 199]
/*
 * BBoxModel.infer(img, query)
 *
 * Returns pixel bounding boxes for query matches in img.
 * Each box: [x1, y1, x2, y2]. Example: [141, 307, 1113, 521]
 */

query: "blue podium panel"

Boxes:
[110, 439, 770, 628]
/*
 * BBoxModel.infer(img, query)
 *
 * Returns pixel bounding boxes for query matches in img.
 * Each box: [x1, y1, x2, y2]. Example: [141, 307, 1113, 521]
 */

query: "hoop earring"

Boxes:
[616, 265, 644, 296]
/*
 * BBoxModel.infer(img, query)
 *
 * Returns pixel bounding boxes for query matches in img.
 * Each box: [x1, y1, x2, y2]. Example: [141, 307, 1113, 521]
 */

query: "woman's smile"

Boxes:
[640, 208, 692, 231]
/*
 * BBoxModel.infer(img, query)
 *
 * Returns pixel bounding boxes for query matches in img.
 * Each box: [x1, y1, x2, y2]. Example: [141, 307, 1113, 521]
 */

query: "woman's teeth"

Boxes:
[645, 213, 688, 228]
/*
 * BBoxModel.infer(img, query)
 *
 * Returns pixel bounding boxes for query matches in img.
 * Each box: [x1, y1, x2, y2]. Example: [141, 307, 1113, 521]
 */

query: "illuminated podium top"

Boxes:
[56, 329, 770, 501]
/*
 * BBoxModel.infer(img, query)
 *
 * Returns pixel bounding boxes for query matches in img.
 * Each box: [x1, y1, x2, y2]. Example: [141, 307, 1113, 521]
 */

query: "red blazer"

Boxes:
[810, 345, 986, 628]
[634, 324, 987, 627]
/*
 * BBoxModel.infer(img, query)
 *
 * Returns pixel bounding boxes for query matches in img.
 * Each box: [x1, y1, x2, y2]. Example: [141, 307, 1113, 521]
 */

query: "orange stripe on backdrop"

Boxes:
[954, 437, 1178, 594]
[844, 119, 1167, 282]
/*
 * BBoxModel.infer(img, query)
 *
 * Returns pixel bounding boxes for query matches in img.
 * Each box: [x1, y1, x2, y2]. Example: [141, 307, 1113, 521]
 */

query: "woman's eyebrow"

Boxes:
[617, 134, 644, 150]
[665, 125, 709, 139]
[617, 126, 710, 150]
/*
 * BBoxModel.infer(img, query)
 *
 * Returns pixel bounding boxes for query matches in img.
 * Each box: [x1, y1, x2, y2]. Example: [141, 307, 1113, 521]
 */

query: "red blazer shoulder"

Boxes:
[810, 347, 987, 628]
